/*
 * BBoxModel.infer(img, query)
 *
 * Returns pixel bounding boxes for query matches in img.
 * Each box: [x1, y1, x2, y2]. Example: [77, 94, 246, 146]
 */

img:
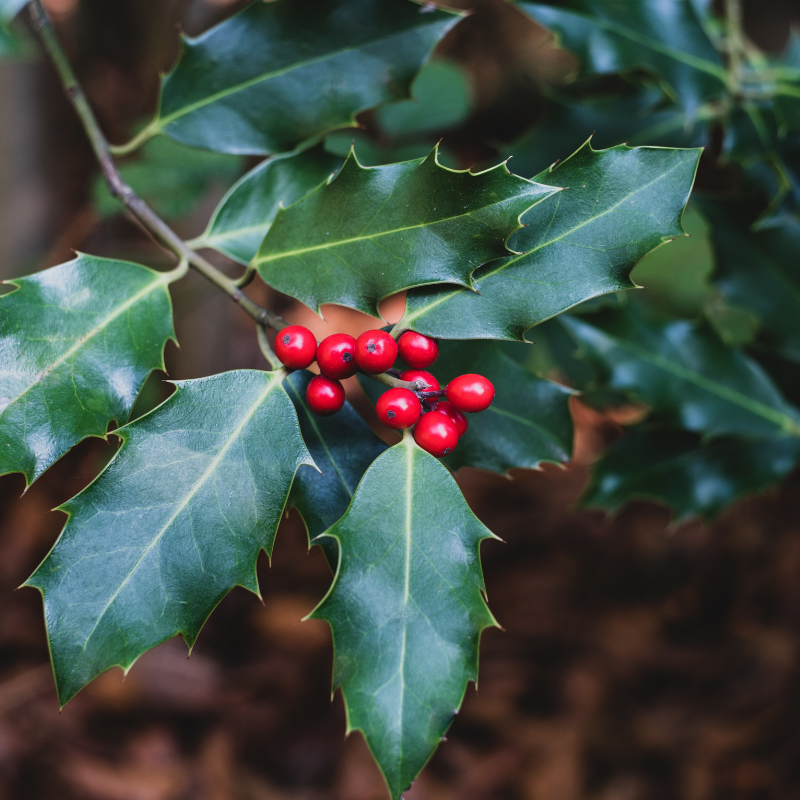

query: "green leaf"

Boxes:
[26, 370, 313, 706]
[398, 142, 701, 340]
[0, 254, 176, 486]
[256, 147, 557, 317]
[700, 199, 800, 363]
[0, 0, 26, 24]
[359, 341, 574, 474]
[561, 307, 800, 438]
[506, 82, 708, 179]
[189, 147, 343, 265]
[584, 424, 800, 520]
[285, 370, 387, 568]
[310, 434, 497, 800]
[93, 137, 243, 220]
[130, 0, 460, 156]
[518, 0, 725, 115]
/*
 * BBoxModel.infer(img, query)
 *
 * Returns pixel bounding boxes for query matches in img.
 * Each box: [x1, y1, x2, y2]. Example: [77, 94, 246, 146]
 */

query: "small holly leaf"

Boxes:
[26, 370, 313, 706]
[518, 0, 725, 116]
[584, 424, 800, 521]
[126, 0, 460, 156]
[189, 147, 343, 265]
[360, 341, 574, 474]
[506, 82, 709, 179]
[398, 142, 701, 340]
[285, 370, 387, 568]
[310, 434, 497, 800]
[255, 147, 557, 317]
[700, 199, 800, 364]
[561, 307, 800, 438]
[0, 254, 176, 486]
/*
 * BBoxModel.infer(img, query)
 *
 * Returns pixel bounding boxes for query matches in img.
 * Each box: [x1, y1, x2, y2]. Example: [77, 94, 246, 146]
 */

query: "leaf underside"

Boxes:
[151, 0, 460, 155]
[285, 370, 387, 568]
[0, 254, 175, 486]
[311, 436, 497, 799]
[398, 141, 702, 340]
[256, 147, 557, 318]
[26, 370, 312, 706]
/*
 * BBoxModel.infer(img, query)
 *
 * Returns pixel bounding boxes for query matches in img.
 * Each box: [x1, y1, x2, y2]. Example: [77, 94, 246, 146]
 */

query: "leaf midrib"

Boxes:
[157, 19, 448, 131]
[255, 184, 553, 265]
[0, 272, 169, 418]
[72, 374, 280, 663]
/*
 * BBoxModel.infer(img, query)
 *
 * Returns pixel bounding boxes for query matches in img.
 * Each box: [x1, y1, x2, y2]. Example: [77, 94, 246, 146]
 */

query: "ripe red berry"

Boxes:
[446, 374, 495, 413]
[435, 401, 468, 438]
[400, 369, 440, 392]
[355, 330, 398, 374]
[316, 333, 358, 380]
[414, 411, 459, 457]
[274, 325, 317, 369]
[398, 331, 439, 369]
[306, 375, 345, 416]
[376, 388, 421, 430]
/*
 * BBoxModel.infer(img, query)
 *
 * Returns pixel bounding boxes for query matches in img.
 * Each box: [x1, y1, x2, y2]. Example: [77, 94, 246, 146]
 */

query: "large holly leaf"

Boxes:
[0, 255, 175, 487]
[584, 424, 800, 521]
[310, 434, 497, 800]
[518, 0, 725, 116]
[189, 147, 343, 265]
[122, 0, 460, 156]
[256, 148, 556, 317]
[700, 200, 800, 364]
[561, 308, 800, 438]
[397, 142, 701, 340]
[26, 370, 313, 706]
[285, 370, 386, 568]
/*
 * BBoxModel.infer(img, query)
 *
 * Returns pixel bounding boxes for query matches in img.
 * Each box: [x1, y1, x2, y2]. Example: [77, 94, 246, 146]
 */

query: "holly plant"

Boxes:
[1, 0, 798, 797]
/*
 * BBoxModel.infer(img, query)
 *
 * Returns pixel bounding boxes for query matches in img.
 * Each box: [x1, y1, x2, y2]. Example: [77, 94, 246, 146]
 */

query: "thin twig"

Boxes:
[256, 326, 281, 371]
[27, 0, 288, 332]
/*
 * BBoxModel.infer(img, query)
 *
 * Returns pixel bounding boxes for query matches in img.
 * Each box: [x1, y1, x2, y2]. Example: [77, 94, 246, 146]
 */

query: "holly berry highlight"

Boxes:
[275, 326, 494, 457]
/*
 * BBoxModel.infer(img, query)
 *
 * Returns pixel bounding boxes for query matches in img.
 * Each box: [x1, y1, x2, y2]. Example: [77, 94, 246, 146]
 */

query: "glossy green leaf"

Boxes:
[561, 308, 800, 438]
[584, 424, 800, 520]
[256, 147, 557, 317]
[359, 341, 574, 474]
[398, 142, 701, 340]
[310, 434, 497, 800]
[700, 200, 800, 363]
[518, 0, 725, 116]
[0, 255, 175, 486]
[93, 137, 243, 220]
[26, 370, 313, 706]
[189, 147, 343, 265]
[285, 370, 386, 568]
[130, 0, 460, 156]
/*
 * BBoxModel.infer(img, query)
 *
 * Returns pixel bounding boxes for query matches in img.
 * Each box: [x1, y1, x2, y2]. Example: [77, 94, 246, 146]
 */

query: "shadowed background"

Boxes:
[1, 0, 800, 797]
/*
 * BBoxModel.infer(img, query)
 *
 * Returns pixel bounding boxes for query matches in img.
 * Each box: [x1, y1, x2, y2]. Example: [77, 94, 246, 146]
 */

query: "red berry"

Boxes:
[400, 369, 440, 392]
[398, 331, 439, 369]
[414, 411, 458, 457]
[306, 375, 345, 416]
[376, 388, 421, 430]
[435, 401, 468, 438]
[446, 374, 495, 413]
[317, 333, 358, 379]
[355, 330, 398, 374]
[274, 325, 317, 369]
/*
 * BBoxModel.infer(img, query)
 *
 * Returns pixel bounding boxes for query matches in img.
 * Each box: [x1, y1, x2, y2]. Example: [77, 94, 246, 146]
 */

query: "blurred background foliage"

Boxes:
[2, 0, 800, 797]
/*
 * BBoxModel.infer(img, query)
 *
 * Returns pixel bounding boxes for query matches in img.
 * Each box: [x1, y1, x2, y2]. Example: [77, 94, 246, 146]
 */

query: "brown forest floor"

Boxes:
[1, 406, 799, 800]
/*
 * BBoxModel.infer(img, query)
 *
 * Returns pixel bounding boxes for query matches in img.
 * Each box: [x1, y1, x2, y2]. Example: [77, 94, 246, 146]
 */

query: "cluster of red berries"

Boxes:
[274, 326, 494, 457]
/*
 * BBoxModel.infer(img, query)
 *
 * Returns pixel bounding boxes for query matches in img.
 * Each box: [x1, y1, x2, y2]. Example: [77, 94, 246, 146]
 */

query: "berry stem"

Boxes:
[362, 370, 428, 392]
